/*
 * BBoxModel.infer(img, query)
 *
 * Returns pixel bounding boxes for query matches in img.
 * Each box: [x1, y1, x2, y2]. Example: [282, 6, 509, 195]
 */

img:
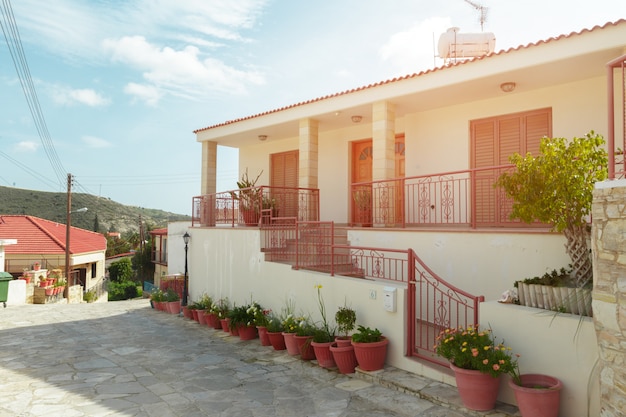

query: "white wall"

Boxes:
[184, 227, 595, 411]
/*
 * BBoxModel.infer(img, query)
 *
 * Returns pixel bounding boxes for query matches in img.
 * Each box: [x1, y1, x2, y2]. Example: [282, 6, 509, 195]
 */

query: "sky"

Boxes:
[1, 0, 625, 215]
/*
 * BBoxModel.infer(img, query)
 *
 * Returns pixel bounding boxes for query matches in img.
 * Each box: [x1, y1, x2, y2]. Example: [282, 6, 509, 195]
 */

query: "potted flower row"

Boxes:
[150, 289, 180, 314]
[434, 325, 562, 416]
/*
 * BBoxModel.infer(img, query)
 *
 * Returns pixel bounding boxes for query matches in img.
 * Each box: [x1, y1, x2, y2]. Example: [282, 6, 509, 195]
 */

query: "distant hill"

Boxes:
[0, 186, 190, 235]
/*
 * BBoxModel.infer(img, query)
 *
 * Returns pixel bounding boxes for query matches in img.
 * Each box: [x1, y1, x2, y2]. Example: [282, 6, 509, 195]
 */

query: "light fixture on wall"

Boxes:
[500, 82, 516, 93]
[351, 115, 363, 123]
[258, 135, 267, 141]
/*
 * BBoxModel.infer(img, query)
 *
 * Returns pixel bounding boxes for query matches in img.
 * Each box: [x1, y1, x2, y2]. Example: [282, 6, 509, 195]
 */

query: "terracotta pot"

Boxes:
[267, 331, 286, 350]
[229, 322, 239, 336]
[257, 326, 271, 346]
[197, 310, 208, 325]
[166, 300, 181, 315]
[205, 312, 217, 328]
[450, 363, 501, 411]
[311, 341, 336, 368]
[191, 309, 199, 321]
[334, 336, 352, 348]
[329, 342, 357, 374]
[220, 318, 230, 333]
[352, 337, 389, 371]
[212, 316, 222, 329]
[237, 324, 257, 340]
[282, 332, 299, 355]
[45, 288, 54, 296]
[294, 335, 315, 360]
[182, 306, 192, 319]
[508, 374, 562, 417]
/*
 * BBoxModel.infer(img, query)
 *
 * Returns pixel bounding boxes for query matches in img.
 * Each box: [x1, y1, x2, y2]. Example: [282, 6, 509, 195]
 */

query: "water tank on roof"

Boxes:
[438, 27, 496, 61]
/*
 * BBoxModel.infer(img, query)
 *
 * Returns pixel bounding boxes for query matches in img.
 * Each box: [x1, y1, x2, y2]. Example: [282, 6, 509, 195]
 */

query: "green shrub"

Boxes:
[108, 280, 140, 301]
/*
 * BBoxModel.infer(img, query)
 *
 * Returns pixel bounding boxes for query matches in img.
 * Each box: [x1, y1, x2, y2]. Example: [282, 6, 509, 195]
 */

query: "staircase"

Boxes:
[262, 224, 364, 278]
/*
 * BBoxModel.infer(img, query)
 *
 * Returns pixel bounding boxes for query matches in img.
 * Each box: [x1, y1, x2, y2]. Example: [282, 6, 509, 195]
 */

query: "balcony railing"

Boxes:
[351, 164, 528, 228]
[192, 186, 319, 227]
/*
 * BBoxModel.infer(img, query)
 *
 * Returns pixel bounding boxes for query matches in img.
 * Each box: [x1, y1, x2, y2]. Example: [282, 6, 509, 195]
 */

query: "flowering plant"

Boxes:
[210, 298, 230, 318]
[249, 304, 271, 327]
[312, 284, 336, 342]
[282, 314, 308, 333]
[434, 325, 518, 378]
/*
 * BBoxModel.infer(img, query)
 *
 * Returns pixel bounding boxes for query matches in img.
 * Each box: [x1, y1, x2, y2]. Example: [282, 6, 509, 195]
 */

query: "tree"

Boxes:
[495, 131, 607, 288]
[108, 258, 133, 282]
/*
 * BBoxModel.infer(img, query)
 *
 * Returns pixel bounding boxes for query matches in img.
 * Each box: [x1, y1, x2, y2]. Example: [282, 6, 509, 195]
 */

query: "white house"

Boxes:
[186, 20, 626, 415]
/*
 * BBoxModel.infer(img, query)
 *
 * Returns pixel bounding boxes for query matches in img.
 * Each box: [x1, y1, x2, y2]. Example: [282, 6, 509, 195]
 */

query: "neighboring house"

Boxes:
[0, 215, 107, 294]
[150, 227, 168, 286]
[187, 21, 626, 414]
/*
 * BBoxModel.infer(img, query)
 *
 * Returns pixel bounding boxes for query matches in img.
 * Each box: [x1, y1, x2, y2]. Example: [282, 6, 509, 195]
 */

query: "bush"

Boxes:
[83, 290, 97, 303]
[108, 258, 133, 282]
[108, 280, 141, 301]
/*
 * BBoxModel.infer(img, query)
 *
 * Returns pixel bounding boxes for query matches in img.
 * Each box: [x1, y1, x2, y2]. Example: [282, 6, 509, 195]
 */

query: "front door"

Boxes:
[351, 140, 373, 225]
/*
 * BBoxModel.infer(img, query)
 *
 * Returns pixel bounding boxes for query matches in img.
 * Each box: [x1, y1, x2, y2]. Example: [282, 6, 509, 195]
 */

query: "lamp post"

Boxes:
[65, 204, 88, 300]
[182, 232, 190, 306]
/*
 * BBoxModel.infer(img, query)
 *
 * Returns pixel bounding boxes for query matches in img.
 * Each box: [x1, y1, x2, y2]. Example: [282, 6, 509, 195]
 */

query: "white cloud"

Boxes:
[103, 35, 265, 103]
[123, 83, 162, 106]
[379, 17, 452, 74]
[51, 85, 110, 107]
[14, 141, 38, 152]
[81, 136, 112, 148]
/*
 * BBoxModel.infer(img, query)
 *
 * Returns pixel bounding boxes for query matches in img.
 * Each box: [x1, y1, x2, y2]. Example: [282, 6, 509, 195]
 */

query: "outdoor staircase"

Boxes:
[262, 226, 365, 278]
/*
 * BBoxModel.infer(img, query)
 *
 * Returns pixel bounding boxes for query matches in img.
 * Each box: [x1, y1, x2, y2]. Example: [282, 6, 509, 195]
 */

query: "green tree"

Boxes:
[495, 131, 607, 288]
[132, 238, 155, 283]
[108, 258, 133, 282]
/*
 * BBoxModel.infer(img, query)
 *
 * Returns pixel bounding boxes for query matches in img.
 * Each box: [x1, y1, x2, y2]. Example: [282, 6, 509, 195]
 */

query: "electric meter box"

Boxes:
[383, 286, 397, 312]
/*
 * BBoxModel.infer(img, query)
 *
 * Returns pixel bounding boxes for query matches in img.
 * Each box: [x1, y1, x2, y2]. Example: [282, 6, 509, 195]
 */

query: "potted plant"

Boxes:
[434, 325, 517, 411]
[294, 318, 316, 360]
[150, 289, 165, 311]
[334, 305, 356, 347]
[309, 285, 337, 367]
[351, 325, 389, 372]
[266, 315, 286, 350]
[282, 313, 307, 356]
[508, 371, 563, 417]
[227, 303, 258, 340]
[250, 304, 271, 346]
[33, 262, 40, 271]
[230, 169, 263, 225]
[164, 289, 181, 315]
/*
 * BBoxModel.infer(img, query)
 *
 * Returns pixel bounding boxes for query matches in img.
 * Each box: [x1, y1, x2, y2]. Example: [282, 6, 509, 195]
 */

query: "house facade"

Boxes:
[187, 21, 626, 414]
[0, 215, 107, 302]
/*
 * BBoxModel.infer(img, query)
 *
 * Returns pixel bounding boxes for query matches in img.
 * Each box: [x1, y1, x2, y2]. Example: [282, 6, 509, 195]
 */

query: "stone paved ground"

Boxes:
[0, 299, 515, 417]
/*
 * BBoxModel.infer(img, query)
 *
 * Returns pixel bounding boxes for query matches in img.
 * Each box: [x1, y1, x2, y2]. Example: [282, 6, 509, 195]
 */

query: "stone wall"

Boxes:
[591, 179, 626, 416]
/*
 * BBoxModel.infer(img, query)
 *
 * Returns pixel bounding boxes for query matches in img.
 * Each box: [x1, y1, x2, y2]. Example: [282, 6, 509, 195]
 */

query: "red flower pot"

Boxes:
[220, 318, 230, 333]
[508, 374, 562, 417]
[237, 324, 257, 340]
[294, 335, 315, 360]
[166, 300, 181, 315]
[311, 341, 336, 368]
[257, 326, 271, 346]
[450, 362, 501, 411]
[205, 312, 217, 327]
[197, 310, 208, 325]
[352, 337, 389, 371]
[334, 336, 352, 348]
[191, 309, 199, 321]
[267, 331, 286, 350]
[282, 332, 299, 355]
[45, 288, 54, 296]
[330, 342, 357, 374]
[182, 306, 192, 319]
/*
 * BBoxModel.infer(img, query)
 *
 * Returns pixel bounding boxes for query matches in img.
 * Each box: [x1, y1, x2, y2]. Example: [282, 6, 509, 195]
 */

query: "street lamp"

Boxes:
[182, 232, 190, 306]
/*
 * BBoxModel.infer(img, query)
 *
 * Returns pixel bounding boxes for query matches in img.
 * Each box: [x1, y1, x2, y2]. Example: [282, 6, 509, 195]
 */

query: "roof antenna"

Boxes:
[464, 0, 488, 31]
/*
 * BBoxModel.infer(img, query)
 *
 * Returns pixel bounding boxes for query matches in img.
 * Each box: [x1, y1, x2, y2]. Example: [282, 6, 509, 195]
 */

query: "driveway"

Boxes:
[0, 299, 476, 417]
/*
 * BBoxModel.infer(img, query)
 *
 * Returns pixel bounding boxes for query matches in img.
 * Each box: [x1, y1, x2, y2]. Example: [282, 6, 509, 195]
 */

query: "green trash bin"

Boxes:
[0, 271, 13, 308]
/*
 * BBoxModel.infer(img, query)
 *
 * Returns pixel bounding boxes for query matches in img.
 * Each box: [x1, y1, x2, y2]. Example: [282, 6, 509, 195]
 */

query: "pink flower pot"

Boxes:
[294, 335, 315, 360]
[508, 374, 562, 417]
[311, 341, 336, 368]
[197, 310, 208, 325]
[450, 362, 501, 411]
[238, 324, 257, 340]
[257, 326, 271, 346]
[330, 342, 357, 374]
[220, 318, 230, 333]
[352, 337, 389, 371]
[282, 332, 299, 355]
[267, 331, 286, 350]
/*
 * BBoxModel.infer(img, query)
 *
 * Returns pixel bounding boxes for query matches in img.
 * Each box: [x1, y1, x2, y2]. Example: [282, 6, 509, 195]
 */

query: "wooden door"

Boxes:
[394, 135, 405, 225]
[352, 140, 373, 225]
[271, 150, 299, 218]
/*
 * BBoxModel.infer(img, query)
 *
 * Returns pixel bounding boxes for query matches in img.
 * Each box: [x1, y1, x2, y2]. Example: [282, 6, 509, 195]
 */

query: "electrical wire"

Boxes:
[0, 0, 67, 187]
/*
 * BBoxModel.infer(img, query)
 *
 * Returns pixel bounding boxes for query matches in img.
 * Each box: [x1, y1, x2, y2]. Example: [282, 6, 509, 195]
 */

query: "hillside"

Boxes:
[0, 186, 190, 235]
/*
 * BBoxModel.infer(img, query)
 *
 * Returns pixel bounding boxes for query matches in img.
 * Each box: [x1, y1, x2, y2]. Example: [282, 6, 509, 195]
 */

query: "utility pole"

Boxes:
[65, 173, 72, 300]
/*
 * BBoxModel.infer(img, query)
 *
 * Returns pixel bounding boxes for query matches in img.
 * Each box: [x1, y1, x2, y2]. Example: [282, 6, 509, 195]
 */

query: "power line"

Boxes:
[0, 0, 67, 187]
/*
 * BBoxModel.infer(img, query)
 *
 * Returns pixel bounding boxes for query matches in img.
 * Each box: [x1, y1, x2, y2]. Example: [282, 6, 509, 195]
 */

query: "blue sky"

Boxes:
[1, 0, 624, 215]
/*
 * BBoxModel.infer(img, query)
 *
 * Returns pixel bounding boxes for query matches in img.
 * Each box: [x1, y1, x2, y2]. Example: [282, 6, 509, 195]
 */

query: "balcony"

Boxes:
[192, 186, 320, 227]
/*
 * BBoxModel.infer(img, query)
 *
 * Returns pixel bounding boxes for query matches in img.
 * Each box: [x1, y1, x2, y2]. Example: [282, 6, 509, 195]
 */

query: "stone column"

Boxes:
[299, 118, 318, 189]
[201, 141, 217, 196]
[372, 101, 395, 226]
[591, 179, 626, 417]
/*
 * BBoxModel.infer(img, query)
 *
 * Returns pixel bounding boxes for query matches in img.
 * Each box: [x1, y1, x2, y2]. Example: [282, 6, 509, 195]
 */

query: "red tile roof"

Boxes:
[150, 228, 167, 235]
[0, 215, 106, 255]
[193, 19, 626, 134]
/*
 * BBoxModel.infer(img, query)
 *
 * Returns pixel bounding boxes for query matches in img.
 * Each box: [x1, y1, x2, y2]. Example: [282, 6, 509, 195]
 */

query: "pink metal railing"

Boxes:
[192, 186, 319, 227]
[351, 164, 517, 228]
[260, 219, 484, 368]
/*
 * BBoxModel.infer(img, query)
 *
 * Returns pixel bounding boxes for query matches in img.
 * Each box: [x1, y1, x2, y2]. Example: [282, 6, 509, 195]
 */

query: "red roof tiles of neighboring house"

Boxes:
[150, 228, 167, 235]
[0, 215, 106, 255]
[193, 19, 625, 134]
